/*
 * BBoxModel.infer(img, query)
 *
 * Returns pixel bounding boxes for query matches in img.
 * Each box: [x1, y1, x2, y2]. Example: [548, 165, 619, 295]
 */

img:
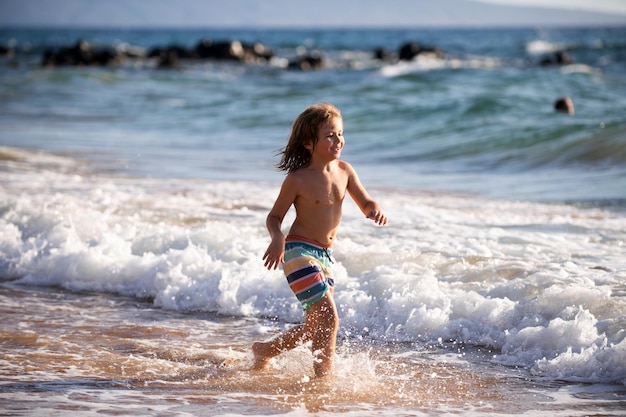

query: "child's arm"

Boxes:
[263, 175, 299, 270]
[345, 162, 388, 226]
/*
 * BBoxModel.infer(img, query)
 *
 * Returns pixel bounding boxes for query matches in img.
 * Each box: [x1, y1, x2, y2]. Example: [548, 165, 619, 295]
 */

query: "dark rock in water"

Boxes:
[0, 45, 14, 57]
[194, 38, 274, 63]
[157, 50, 181, 69]
[398, 42, 445, 61]
[147, 45, 193, 60]
[288, 53, 325, 71]
[41, 39, 121, 67]
[195, 39, 240, 60]
[399, 42, 421, 61]
[247, 42, 274, 63]
[540, 51, 573, 66]
[373, 47, 395, 61]
[38, 36, 274, 68]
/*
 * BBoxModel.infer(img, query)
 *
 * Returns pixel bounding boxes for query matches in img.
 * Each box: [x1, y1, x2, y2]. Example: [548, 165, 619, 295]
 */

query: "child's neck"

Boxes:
[307, 157, 338, 171]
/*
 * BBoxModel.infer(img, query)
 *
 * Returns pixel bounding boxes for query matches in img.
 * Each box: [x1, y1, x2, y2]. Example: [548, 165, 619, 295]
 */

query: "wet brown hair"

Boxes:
[276, 102, 342, 173]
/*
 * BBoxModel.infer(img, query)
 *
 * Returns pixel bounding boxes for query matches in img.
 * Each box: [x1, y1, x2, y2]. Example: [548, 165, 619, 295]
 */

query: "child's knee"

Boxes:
[319, 295, 339, 329]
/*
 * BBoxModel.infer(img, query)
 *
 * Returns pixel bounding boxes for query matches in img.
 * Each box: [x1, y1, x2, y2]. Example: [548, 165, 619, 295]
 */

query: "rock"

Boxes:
[0, 45, 14, 57]
[373, 47, 395, 61]
[41, 39, 120, 67]
[157, 50, 181, 69]
[540, 51, 573, 66]
[147, 45, 192, 59]
[194, 38, 273, 62]
[398, 42, 444, 61]
[288, 53, 325, 71]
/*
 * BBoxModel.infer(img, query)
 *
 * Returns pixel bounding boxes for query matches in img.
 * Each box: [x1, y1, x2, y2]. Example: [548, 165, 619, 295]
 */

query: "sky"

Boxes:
[1, 0, 625, 28]
[482, 0, 626, 15]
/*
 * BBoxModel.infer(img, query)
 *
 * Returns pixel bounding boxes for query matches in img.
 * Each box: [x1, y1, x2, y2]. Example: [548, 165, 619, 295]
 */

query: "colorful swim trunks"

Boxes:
[283, 235, 335, 311]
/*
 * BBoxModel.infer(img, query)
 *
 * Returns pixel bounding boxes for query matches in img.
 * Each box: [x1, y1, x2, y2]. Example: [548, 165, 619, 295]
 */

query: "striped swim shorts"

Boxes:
[283, 235, 335, 311]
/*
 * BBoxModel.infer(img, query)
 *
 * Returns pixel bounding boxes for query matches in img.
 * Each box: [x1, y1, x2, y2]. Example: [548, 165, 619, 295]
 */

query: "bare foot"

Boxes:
[251, 342, 270, 370]
[313, 360, 334, 379]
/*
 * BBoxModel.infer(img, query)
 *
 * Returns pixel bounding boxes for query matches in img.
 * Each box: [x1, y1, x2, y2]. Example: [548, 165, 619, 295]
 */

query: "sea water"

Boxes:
[1, 26, 625, 416]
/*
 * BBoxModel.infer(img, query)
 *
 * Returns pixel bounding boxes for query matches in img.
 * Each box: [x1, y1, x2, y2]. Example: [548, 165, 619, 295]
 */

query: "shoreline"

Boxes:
[1, 282, 625, 416]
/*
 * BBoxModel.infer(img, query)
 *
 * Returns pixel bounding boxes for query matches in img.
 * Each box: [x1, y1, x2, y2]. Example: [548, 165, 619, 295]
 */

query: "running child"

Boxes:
[252, 102, 387, 378]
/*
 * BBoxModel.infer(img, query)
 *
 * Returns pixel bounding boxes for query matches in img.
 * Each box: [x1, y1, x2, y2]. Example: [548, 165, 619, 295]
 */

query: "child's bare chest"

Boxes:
[305, 177, 347, 206]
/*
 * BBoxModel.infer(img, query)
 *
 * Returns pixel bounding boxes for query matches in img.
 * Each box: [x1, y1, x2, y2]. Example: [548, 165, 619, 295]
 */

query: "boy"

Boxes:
[252, 102, 387, 377]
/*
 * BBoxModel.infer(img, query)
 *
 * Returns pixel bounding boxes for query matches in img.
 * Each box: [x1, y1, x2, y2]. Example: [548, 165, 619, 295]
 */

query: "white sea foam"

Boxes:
[559, 63, 601, 76]
[378, 54, 504, 77]
[1, 148, 625, 385]
[526, 40, 567, 55]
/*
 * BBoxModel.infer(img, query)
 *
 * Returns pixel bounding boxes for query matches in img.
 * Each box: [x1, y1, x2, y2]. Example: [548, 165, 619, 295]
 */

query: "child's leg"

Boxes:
[251, 291, 338, 377]
[251, 312, 318, 370]
[309, 292, 339, 377]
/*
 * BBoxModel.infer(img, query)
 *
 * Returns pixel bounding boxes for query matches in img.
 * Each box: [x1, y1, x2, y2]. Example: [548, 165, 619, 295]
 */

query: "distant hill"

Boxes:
[221, 0, 626, 28]
[1, 0, 625, 28]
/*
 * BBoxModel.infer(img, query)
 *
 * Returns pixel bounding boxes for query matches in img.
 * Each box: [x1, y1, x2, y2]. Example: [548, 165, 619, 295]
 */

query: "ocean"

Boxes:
[1, 26, 625, 416]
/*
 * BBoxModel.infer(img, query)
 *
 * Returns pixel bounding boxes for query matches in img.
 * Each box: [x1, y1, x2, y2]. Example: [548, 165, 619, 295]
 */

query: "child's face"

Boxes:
[309, 117, 344, 161]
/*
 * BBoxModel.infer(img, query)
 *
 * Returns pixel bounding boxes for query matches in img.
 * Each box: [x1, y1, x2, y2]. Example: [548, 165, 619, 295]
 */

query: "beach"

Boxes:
[1, 26, 625, 416]
[2, 282, 624, 416]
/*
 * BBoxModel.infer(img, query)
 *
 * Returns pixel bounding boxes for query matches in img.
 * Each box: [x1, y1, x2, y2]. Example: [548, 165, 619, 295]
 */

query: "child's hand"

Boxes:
[367, 209, 388, 226]
[263, 237, 285, 270]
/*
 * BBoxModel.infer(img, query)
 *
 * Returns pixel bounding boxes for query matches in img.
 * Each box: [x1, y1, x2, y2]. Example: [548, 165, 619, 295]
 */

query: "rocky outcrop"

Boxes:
[41, 38, 274, 68]
[288, 53, 325, 71]
[42, 40, 122, 67]
[398, 42, 445, 61]
[540, 51, 573, 66]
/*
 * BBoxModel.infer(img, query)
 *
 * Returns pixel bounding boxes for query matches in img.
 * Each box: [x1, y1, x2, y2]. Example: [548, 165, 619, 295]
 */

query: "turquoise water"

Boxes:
[1, 26, 625, 202]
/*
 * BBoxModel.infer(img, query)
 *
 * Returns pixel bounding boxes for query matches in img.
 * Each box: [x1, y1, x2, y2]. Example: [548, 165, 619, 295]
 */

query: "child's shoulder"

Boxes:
[336, 159, 353, 169]
[336, 159, 357, 175]
[283, 167, 311, 185]
[287, 160, 354, 178]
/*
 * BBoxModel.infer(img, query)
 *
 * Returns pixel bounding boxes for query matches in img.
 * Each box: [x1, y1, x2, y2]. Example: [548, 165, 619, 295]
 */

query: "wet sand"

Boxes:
[1, 283, 624, 416]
